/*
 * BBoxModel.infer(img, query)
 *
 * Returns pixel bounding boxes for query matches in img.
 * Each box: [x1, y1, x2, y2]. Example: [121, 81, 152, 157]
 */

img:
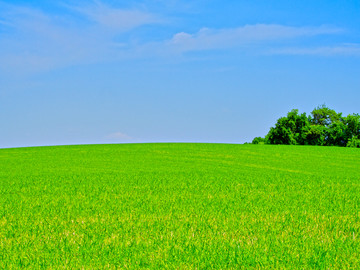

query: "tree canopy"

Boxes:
[252, 105, 360, 148]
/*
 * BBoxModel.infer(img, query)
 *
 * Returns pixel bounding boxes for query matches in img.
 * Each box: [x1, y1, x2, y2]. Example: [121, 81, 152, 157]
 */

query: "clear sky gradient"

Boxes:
[1, 0, 360, 148]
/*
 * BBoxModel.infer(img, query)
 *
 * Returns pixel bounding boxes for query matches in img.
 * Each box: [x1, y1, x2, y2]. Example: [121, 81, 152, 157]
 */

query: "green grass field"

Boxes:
[0, 143, 359, 268]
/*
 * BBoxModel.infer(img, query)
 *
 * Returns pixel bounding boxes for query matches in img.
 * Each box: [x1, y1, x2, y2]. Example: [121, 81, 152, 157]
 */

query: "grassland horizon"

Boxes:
[0, 143, 359, 268]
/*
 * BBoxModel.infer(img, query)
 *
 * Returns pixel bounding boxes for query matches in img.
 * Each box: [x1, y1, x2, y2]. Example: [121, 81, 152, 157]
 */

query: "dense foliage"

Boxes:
[253, 105, 360, 147]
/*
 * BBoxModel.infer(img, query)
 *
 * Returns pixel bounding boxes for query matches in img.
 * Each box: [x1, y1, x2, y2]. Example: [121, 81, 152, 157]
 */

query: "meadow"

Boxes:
[0, 143, 359, 268]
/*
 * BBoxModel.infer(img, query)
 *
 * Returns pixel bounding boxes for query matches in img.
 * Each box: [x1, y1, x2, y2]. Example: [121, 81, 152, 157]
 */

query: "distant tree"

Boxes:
[255, 105, 359, 148]
[344, 113, 360, 139]
[310, 104, 342, 127]
[266, 109, 310, 145]
[304, 125, 326, 146]
[326, 121, 347, 146]
[252, 137, 265, 144]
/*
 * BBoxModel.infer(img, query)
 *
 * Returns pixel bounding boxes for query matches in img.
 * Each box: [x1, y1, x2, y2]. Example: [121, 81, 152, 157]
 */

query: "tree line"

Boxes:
[252, 105, 360, 148]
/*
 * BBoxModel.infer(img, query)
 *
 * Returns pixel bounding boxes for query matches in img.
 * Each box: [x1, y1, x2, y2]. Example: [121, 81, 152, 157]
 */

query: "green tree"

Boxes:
[344, 114, 360, 139]
[310, 104, 342, 127]
[266, 109, 310, 145]
[255, 105, 359, 147]
[252, 137, 265, 144]
[304, 125, 326, 146]
[347, 136, 360, 148]
[326, 121, 347, 146]
[309, 105, 346, 146]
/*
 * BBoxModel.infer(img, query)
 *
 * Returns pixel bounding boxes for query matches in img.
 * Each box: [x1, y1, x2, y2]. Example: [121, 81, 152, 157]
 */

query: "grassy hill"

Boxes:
[0, 143, 359, 268]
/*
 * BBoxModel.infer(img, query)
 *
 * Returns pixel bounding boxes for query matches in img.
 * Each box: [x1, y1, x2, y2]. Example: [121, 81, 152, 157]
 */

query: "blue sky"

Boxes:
[1, 0, 360, 148]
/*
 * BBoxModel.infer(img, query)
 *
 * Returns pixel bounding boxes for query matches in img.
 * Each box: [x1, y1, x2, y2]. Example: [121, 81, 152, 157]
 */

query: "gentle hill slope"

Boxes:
[0, 143, 359, 268]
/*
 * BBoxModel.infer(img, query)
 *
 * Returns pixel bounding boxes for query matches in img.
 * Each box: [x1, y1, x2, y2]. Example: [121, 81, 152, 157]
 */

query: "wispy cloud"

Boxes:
[0, 1, 160, 74]
[0, 0, 353, 76]
[0, 18, 12, 26]
[165, 24, 342, 53]
[68, 1, 161, 31]
[270, 44, 360, 56]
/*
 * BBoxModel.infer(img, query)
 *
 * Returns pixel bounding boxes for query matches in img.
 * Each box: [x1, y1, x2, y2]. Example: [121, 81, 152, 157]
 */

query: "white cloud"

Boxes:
[0, 1, 353, 76]
[165, 24, 343, 53]
[270, 44, 360, 56]
[84, 8, 156, 30]
[69, 1, 160, 31]
[0, 2, 158, 74]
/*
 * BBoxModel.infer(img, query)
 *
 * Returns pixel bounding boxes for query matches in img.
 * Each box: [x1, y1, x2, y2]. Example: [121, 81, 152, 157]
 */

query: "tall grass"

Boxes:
[0, 143, 359, 268]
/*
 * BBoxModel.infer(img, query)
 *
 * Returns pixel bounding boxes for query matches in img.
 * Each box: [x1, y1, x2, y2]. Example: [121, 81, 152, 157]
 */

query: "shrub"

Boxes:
[252, 137, 265, 144]
[347, 137, 360, 148]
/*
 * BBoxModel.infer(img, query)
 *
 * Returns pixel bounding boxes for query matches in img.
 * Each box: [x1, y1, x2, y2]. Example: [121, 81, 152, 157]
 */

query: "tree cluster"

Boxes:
[252, 105, 360, 148]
